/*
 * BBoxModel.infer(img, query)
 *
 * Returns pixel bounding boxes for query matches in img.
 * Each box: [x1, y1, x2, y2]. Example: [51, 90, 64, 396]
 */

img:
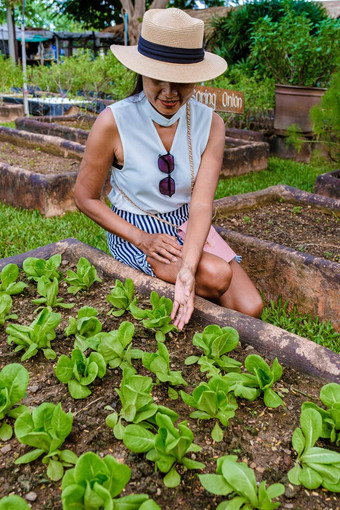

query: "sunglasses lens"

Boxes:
[159, 176, 175, 197]
[158, 154, 174, 174]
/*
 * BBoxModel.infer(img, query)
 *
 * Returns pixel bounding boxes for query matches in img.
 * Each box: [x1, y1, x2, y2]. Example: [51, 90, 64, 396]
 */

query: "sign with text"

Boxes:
[193, 85, 244, 114]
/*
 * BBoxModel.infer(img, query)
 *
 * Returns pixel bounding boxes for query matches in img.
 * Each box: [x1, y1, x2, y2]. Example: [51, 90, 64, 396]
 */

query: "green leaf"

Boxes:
[292, 427, 305, 457]
[221, 458, 258, 507]
[320, 383, 340, 408]
[198, 473, 233, 496]
[163, 466, 181, 487]
[302, 446, 340, 465]
[299, 466, 323, 489]
[0, 421, 13, 441]
[211, 422, 224, 442]
[123, 425, 155, 453]
[263, 388, 284, 408]
[68, 380, 92, 399]
[300, 408, 323, 449]
[47, 459, 64, 481]
[168, 387, 178, 400]
[185, 356, 200, 365]
[181, 457, 205, 470]
[0, 495, 30, 509]
[15, 448, 45, 464]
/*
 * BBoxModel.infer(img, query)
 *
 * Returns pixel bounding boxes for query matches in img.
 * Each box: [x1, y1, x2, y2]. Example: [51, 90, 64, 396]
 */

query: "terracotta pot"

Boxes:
[274, 84, 326, 133]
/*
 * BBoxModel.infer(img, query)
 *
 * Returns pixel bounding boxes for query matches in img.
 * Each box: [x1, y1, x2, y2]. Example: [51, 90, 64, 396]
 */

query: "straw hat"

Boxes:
[110, 8, 227, 83]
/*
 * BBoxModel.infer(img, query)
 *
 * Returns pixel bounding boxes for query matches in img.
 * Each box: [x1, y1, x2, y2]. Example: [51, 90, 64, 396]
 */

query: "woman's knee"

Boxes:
[238, 292, 264, 318]
[196, 256, 233, 300]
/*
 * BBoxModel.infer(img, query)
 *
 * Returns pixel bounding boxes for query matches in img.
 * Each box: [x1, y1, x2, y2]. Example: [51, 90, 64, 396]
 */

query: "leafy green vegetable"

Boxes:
[32, 276, 75, 311]
[129, 291, 178, 342]
[107, 278, 137, 317]
[22, 254, 62, 282]
[61, 451, 160, 510]
[55, 348, 106, 399]
[97, 321, 139, 370]
[302, 383, 340, 445]
[288, 407, 340, 491]
[123, 413, 205, 488]
[14, 402, 77, 481]
[6, 307, 61, 361]
[64, 306, 102, 351]
[0, 263, 27, 295]
[106, 367, 178, 440]
[185, 324, 241, 376]
[225, 355, 284, 408]
[0, 495, 30, 509]
[199, 455, 284, 509]
[181, 376, 238, 442]
[65, 257, 102, 295]
[0, 363, 29, 441]
[0, 294, 18, 326]
[142, 341, 187, 389]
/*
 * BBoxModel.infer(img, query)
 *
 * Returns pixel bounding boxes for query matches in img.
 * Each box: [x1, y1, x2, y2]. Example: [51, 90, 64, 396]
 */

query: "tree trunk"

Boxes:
[120, 0, 168, 46]
[6, 6, 16, 62]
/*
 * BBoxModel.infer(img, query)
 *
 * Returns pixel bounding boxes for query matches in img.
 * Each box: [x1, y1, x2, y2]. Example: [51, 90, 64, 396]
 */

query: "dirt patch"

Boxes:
[215, 201, 340, 263]
[0, 141, 80, 175]
[0, 259, 338, 509]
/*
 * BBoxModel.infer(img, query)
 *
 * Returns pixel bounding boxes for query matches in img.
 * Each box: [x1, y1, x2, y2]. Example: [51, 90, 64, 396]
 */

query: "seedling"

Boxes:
[65, 257, 102, 294]
[22, 254, 62, 282]
[14, 402, 77, 481]
[0, 294, 17, 326]
[181, 376, 238, 442]
[61, 451, 160, 510]
[106, 277, 138, 316]
[32, 276, 75, 311]
[288, 407, 340, 491]
[123, 413, 205, 488]
[0, 263, 27, 295]
[6, 307, 61, 361]
[64, 306, 102, 351]
[302, 382, 340, 445]
[199, 455, 284, 509]
[142, 341, 187, 391]
[97, 321, 140, 370]
[0, 363, 29, 441]
[55, 348, 106, 399]
[185, 324, 241, 375]
[129, 290, 178, 341]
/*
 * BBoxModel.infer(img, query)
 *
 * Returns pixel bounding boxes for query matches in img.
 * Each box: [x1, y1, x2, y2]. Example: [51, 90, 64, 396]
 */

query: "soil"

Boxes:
[215, 201, 340, 263]
[0, 259, 339, 510]
[0, 141, 80, 175]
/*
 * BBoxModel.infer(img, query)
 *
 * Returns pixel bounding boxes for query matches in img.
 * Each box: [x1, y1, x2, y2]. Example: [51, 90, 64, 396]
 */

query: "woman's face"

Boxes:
[142, 76, 195, 118]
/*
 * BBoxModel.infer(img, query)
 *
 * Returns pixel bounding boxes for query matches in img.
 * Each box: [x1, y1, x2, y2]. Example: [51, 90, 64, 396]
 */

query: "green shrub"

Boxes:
[0, 55, 23, 92]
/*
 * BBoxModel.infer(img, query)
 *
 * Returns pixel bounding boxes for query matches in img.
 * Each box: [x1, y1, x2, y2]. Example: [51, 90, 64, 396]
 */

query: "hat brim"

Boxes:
[110, 45, 227, 83]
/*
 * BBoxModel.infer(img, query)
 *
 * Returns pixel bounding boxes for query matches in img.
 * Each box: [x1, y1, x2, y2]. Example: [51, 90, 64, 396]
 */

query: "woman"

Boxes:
[74, 8, 263, 331]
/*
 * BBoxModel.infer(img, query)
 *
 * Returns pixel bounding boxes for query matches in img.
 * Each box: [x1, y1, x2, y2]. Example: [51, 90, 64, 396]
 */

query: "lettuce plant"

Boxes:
[106, 368, 178, 440]
[225, 355, 284, 408]
[288, 407, 340, 491]
[55, 348, 106, 399]
[97, 321, 139, 370]
[180, 376, 238, 442]
[142, 341, 187, 390]
[0, 294, 17, 326]
[32, 276, 75, 311]
[185, 324, 241, 375]
[64, 306, 102, 351]
[199, 455, 284, 509]
[22, 254, 62, 282]
[0, 495, 30, 509]
[123, 413, 205, 488]
[302, 383, 340, 445]
[0, 363, 29, 441]
[14, 402, 77, 481]
[129, 291, 178, 341]
[6, 307, 61, 361]
[0, 263, 27, 295]
[107, 278, 137, 317]
[65, 257, 102, 295]
[61, 451, 161, 510]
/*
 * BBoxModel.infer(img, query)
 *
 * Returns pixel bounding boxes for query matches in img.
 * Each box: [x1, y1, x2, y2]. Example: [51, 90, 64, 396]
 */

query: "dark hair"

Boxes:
[128, 74, 143, 98]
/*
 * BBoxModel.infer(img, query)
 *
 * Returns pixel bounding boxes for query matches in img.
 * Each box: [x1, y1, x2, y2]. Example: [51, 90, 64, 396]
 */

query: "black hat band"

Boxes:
[137, 35, 205, 64]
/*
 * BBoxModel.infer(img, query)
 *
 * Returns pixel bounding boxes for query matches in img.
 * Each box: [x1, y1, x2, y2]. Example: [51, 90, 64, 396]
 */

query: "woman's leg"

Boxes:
[148, 252, 262, 318]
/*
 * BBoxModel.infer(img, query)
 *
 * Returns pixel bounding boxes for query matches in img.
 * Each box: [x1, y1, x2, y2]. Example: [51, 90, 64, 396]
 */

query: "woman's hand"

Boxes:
[138, 232, 182, 264]
[171, 263, 195, 331]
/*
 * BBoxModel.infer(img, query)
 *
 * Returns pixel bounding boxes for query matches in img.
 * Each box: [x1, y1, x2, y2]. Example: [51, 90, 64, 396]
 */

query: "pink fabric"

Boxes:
[178, 222, 237, 263]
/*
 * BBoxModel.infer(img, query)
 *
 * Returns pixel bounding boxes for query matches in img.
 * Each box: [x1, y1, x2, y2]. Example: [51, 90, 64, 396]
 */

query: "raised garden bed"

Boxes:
[222, 131, 269, 177]
[0, 239, 339, 509]
[15, 117, 91, 145]
[213, 185, 340, 331]
[0, 104, 24, 122]
[0, 127, 84, 216]
[315, 169, 340, 200]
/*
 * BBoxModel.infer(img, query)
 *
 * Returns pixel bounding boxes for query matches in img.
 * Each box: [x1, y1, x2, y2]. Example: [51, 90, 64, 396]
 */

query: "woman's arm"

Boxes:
[75, 109, 182, 263]
[171, 111, 225, 328]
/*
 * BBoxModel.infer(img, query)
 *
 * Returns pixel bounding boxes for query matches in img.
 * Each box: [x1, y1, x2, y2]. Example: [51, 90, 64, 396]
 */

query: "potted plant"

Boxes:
[250, 8, 340, 132]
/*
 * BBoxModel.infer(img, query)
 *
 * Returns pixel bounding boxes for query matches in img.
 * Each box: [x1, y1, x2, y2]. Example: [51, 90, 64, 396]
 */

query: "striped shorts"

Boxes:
[107, 204, 189, 276]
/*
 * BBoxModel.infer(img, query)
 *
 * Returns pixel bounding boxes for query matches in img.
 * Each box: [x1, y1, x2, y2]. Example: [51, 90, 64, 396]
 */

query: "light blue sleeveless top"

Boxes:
[107, 91, 213, 214]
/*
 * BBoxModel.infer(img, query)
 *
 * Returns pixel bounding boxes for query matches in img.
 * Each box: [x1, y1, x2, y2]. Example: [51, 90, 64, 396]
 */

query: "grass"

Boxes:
[0, 155, 338, 352]
[0, 121, 16, 128]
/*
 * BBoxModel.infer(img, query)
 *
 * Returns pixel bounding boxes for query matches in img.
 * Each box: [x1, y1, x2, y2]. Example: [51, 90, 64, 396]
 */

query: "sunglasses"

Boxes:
[158, 152, 175, 197]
